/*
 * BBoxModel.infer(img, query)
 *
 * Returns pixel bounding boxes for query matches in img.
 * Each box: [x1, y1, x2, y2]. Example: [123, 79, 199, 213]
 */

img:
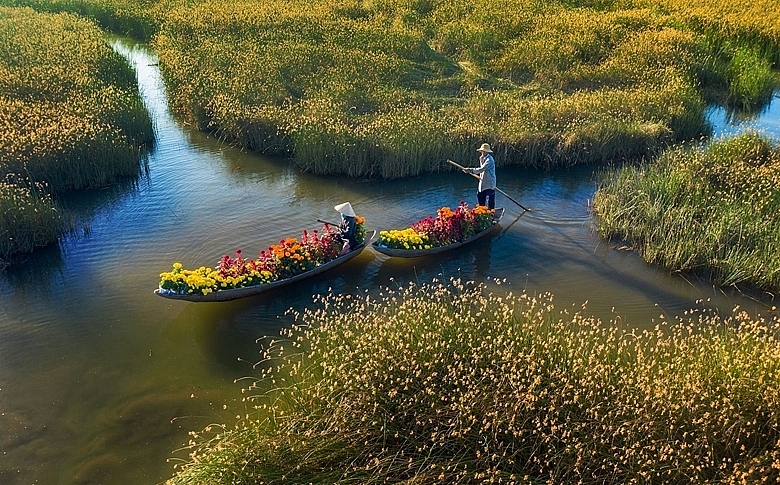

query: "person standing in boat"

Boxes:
[335, 202, 358, 255]
[464, 143, 497, 209]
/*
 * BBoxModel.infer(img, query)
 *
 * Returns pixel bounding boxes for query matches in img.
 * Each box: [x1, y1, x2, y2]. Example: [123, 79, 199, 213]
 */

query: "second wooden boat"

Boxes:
[372, 208, 504, 258]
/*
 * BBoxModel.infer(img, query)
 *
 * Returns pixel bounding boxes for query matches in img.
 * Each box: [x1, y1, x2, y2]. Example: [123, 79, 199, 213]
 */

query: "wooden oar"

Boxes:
[446, 159, 530, 212]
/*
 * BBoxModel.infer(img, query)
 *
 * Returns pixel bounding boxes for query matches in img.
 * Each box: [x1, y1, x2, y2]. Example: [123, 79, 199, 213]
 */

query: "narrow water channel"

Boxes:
[0, 39, 778, 485]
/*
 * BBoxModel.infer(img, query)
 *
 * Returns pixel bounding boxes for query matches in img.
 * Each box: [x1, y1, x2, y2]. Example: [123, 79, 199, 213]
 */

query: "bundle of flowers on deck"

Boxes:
[158, 217, 365, 296]
[377, 203, 494, 250]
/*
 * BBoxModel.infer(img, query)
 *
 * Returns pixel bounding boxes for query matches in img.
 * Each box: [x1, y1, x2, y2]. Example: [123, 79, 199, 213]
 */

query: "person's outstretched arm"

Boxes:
[468, 155, 493, 174]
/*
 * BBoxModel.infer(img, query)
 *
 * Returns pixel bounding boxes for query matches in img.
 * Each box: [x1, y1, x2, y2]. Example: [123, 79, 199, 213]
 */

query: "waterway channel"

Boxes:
[0, 39, 778, 485]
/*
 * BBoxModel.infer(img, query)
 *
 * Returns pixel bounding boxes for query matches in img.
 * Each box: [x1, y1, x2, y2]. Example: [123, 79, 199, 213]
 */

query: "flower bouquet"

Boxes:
[159, 217, 366, 296]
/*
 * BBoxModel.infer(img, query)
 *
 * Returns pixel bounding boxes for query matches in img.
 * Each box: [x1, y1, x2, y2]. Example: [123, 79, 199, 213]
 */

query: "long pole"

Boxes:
[446, 159, 530, 212]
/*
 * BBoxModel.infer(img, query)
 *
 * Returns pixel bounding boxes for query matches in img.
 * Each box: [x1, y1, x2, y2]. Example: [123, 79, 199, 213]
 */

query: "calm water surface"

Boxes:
[0, 41, 778, 485]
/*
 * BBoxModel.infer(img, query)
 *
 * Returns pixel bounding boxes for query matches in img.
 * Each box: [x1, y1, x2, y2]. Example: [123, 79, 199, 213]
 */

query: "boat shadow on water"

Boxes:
[371, 230, 505, 289]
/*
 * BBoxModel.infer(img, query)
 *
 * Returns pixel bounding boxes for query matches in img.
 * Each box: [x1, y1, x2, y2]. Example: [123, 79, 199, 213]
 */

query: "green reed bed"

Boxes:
[725, 45, 777, 110]
[0, 7, 153, 263]
[5, 0, 779, 177]
[650, 0, 780, 61]
[152, 0, 717, 177]
[0, 0, 162, 39]
[168, 279, 780, 484]
[593, 132, 780, 291]
[0, 178, 63, 268]
[644, 0, 780, 109]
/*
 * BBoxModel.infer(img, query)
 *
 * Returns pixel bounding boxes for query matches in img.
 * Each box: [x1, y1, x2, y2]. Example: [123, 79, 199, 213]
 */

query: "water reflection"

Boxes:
[707, 92, 780, 138]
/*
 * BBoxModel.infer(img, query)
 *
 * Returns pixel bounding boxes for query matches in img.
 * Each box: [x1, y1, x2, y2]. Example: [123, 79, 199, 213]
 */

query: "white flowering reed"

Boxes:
[169, 279, 780, 484]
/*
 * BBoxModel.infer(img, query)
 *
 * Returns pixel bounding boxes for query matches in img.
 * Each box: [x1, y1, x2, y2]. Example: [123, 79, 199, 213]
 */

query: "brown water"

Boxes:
[0, 40, 778, 485]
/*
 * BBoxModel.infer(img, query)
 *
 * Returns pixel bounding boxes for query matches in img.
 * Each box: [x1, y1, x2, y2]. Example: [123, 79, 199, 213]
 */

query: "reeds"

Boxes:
[725, 45, 776, 110]
[0, 6, 153, 263]
[168, 279, 780, 484]
[150, 0, 717, 176]
[0, 177, 63, 267]
[149, 0, 780, 177]
[6, 0, 779, 177]
[593, 131, 780, 291]
[0, 0, 160, 39]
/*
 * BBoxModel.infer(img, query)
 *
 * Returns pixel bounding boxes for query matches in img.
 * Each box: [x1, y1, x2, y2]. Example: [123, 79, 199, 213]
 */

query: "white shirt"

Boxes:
[468, 153, 496, 192]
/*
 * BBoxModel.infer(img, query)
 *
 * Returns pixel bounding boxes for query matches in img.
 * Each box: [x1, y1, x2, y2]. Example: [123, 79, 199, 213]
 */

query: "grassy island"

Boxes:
[594, 132, 780, 292]
[3, 0, 778, 177]
[0, 7, 153, 265]
[168, 280, 780, 484]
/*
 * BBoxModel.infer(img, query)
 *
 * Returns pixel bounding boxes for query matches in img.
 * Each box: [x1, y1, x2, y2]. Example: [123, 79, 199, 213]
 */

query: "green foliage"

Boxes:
[0, 177, 64, 267]
[168, 279, 780, 484]
[593, 132, 780, 291]
[4, 0, 779, 177]
[0, 6, 153, 264]
[726, 45, 775, 110]
[0, 0, 161, 38]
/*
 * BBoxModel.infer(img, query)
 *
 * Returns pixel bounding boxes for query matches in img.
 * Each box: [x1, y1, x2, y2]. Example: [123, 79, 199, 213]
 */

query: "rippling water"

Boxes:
[0, 40, 777, 484]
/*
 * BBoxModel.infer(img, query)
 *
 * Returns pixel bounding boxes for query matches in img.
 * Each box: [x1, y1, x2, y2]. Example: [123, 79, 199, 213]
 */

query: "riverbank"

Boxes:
[0, 7, 153, 265]
[169, 279, 780, 484]
[593, 131, 780, 292]
[3, 0, 778, 177]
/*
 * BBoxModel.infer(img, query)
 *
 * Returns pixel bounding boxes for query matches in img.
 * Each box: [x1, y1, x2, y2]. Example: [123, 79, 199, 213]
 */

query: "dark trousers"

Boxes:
[477, 189, 496, 209]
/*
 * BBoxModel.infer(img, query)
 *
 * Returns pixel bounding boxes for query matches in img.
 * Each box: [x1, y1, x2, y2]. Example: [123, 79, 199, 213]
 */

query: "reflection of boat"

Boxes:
[154, 231, 376, 302]
[372, 208, 505, 258]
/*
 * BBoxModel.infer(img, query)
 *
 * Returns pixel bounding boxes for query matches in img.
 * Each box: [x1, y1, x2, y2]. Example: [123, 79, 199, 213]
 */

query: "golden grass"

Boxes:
[168, 279, 780, 484]
[0, 6, 153, 263]
[0, 6, 153, 192]
[4, 0, 778, 176]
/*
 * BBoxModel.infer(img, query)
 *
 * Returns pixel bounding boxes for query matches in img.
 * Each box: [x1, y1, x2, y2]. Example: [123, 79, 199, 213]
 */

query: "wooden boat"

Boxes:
[155, 230, 376, 302]
[372, 208, 504, 258]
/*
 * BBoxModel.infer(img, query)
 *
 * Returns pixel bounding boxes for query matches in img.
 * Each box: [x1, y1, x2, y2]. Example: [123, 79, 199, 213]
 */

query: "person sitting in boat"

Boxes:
[463, 142, 497, 209]
[334, 202, 358, 256]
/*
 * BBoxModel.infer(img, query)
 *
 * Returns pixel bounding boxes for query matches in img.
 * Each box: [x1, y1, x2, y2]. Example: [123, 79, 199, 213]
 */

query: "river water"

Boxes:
[0, 40, 778, 485]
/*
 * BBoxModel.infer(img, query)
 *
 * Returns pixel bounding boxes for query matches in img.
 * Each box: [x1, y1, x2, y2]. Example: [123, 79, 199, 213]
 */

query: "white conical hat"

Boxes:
[334, 202, 356, 217]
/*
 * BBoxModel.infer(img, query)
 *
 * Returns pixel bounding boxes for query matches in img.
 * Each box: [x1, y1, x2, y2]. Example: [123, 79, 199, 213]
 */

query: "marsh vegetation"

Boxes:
[594, 132, 780, 292]
[0, 1, 778, 483]
[169, 280, 780, 484]
[4, 0, 778, 177]
[0, 7, 153, 265]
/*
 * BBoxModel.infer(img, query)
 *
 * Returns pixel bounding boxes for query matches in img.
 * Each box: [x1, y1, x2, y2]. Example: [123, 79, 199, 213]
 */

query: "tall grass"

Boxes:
[0, 177, 63, 267]
[726, 45, 776, 110]
[0, 7, 154, 192]
[168, 279, 780, 484]
[4, 0, 779, 177]
[151, 0, 715, 177]
[0, 6, 153, 263]
[0, 0, 162, 39]
[593, 132, 780, 291]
